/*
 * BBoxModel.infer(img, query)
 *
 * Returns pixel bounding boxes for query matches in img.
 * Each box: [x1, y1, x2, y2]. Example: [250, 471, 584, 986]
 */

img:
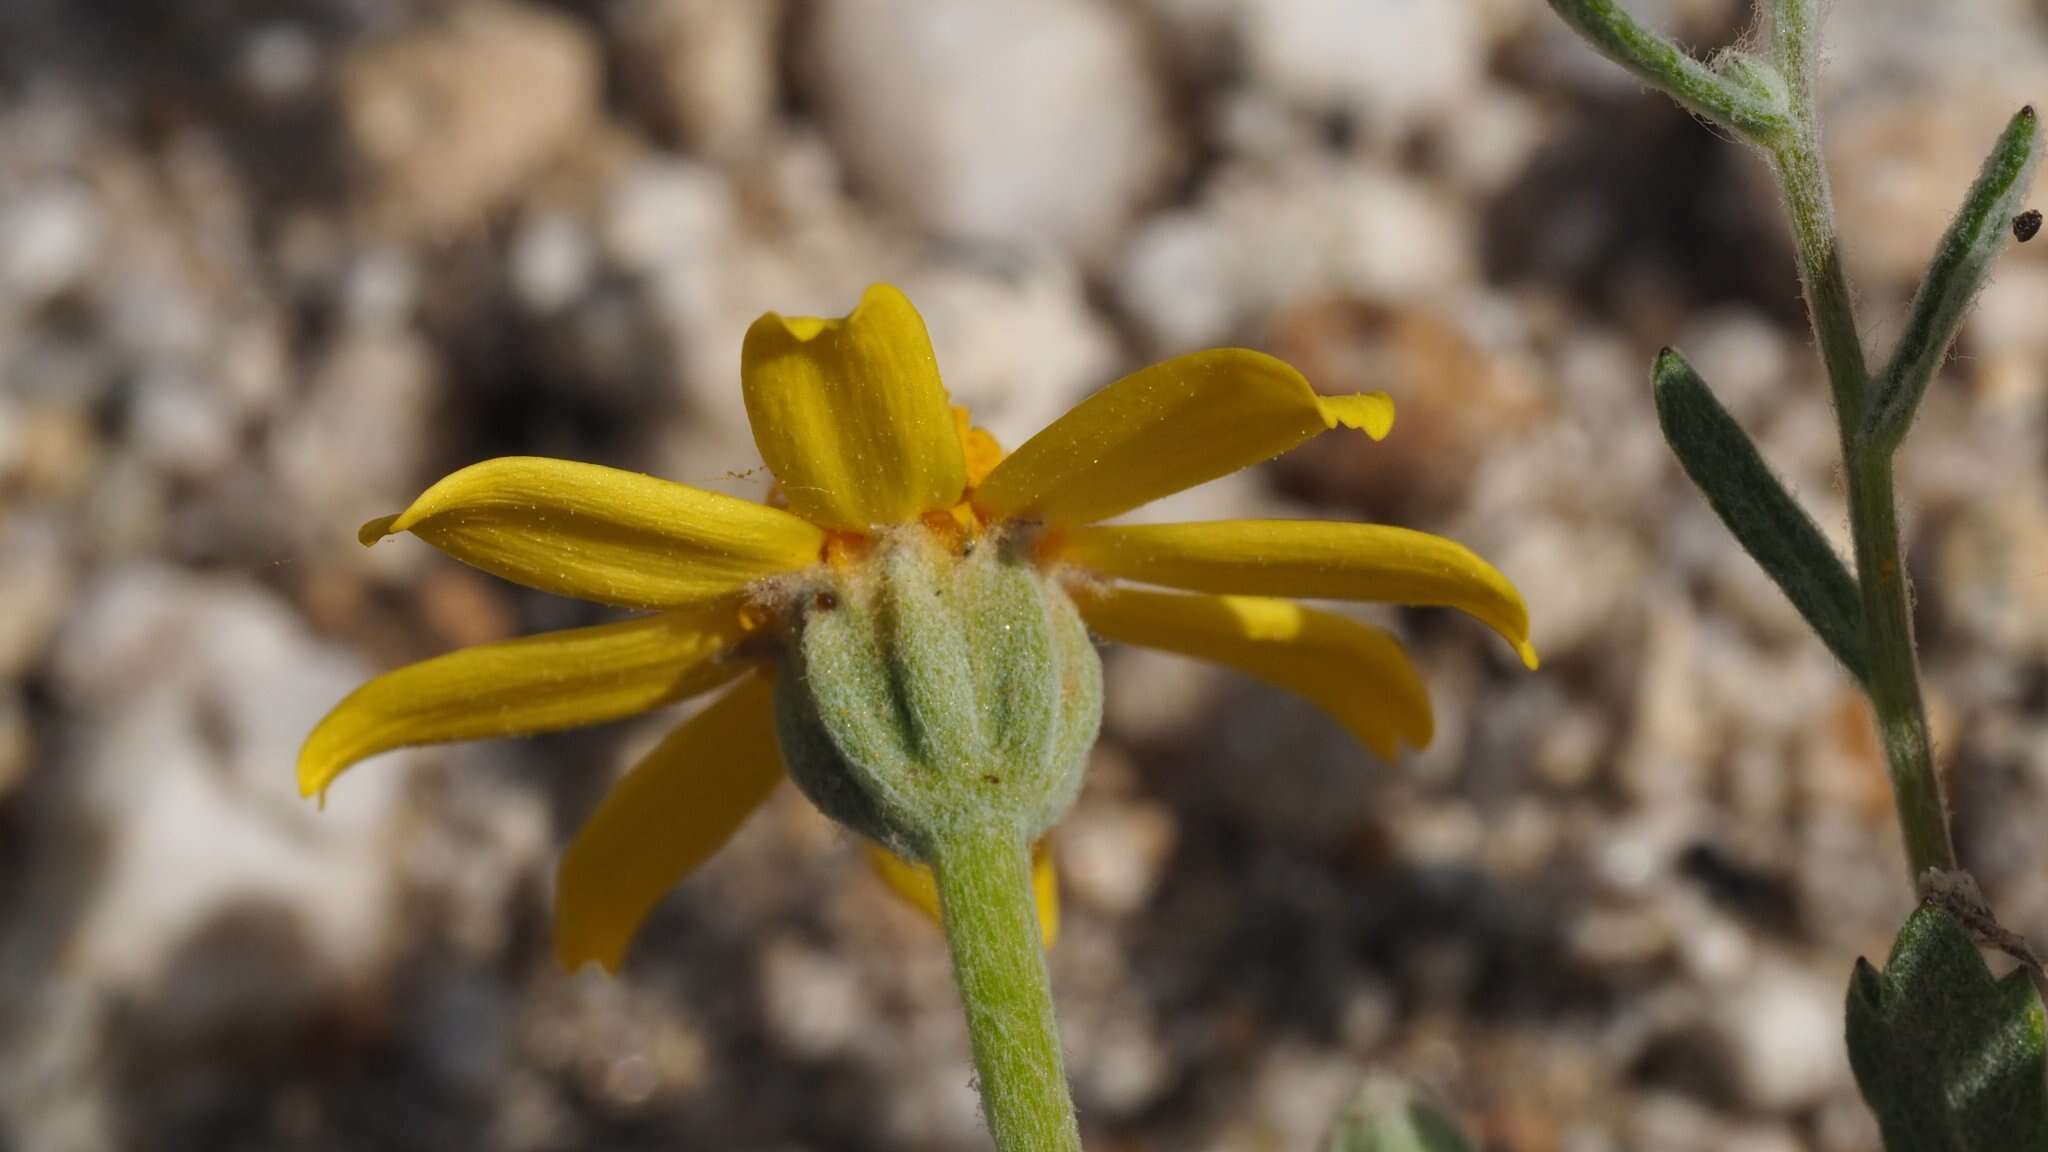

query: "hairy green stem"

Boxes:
[930, 826, 1082, 1152]
[1765, 3, 1958, 883]
[1845, 453, 1957, 880]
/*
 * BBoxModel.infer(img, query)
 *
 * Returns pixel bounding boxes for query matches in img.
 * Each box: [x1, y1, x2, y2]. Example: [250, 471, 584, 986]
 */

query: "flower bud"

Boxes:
[774, 525, 1102, 860]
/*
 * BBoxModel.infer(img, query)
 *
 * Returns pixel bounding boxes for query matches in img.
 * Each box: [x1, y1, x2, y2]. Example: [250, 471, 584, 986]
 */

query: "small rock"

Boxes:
[1706, 961, 1848, 1112]
[1, 181, 101, 302]
[601, 159, 735, 276]
[238, 22, 323, 105]
[1435, 83, 1549, 196]
[80, 453, 170, 560]
[1119, 157, 1472, 353]
[0, 513, 71, 679]
[806, 0, 1174, 253]
[1269, 297, 1544, 519]
[1491, 520, 1648, 661]
[1630, 1093, 1803, 1152]
[618, 0, 784, 159]
[272, 327, 438, 539]
[403, 765, 553, 960]
[509, 212, 597, 315]
[1238, 0, 1487, 141]
[1058, 799, 1178, 917]
[128, 370, 237, 478]
[341, 2, 603, 238]
[56, 569, 403, 1020]
[340, 248, 420, 329]
[1119, 210, 1239, 351]
[1246, 1043, 1369, 1151]
[898, 261, 1118, 445]
[1080, 1008, 1172, 1114]
[1676, 307, 1792, 425]
[1535, 701, 1610, 790]
[761, 935, 872, 1060]
[215, 316, 292, 422]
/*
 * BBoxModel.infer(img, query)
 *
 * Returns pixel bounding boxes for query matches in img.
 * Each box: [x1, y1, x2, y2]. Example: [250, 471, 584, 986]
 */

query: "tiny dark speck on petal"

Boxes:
[2014, 209, 2042, 243]
[982, 774, 1001, 786]
[814, 591, 838, 611]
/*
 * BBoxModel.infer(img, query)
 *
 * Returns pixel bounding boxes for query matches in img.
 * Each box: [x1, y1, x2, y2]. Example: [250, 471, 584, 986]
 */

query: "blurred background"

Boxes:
[2, 0, 2046, 1148]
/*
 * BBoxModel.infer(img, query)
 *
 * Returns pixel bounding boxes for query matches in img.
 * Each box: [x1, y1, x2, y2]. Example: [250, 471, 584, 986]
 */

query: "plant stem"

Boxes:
[1766, 2, 1959, 884]
[1844, 451, 1958, 880]
[929, 825, 1082, 1152]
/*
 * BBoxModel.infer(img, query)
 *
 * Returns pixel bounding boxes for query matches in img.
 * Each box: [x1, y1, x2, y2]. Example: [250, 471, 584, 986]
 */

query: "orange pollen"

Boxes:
[823, 531, 874, 570]
[921, 509, 971, 554]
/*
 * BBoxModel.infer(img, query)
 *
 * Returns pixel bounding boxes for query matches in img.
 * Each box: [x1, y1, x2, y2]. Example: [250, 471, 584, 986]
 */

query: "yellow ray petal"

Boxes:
[298, 601, 755, 799]
[360, 457, 824, 609]
[1055, 521, 1538, 668]
[555, 673, 784, 973]
[973, 349, 1393, 526]
[866, 841, 1062, 949]
[741, 284, 967, 530]
[1068, 584, 1432, 760]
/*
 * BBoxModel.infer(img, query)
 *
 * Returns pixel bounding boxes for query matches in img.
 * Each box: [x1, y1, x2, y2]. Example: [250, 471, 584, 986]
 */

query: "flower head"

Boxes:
[300, 283, 1534, 972]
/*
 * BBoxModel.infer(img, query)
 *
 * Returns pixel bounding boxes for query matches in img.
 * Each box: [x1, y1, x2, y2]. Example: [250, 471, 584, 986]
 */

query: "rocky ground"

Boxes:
[4, 1, 2048, 1149]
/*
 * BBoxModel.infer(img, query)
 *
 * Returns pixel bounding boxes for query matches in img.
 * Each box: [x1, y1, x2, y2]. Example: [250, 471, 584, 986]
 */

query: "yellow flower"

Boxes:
[300, 283, 1536, 973]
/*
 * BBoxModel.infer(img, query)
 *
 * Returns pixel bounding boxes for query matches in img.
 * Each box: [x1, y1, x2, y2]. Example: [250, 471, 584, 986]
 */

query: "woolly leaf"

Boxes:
[1866, 106, 2043, 451]
[1652, 348, 1868, 683]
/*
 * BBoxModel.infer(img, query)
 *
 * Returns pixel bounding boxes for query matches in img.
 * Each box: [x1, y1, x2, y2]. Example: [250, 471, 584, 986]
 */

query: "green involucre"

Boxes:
[773, 525, 1102, 859]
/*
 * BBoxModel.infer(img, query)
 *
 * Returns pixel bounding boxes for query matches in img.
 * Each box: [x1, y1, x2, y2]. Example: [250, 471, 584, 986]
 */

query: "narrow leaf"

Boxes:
[1544, 0, 1792, 142]
[1846, 902, 2048, 1150]
[1653, 348, 1868, 683]
[1867, 106, 2044, 451]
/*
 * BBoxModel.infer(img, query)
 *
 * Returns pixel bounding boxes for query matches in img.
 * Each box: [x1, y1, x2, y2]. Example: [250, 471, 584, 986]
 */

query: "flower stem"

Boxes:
[1844, 452, 1957, 881]
[1765, 0, 1959, 884]
[929, 825, 1082, 1152]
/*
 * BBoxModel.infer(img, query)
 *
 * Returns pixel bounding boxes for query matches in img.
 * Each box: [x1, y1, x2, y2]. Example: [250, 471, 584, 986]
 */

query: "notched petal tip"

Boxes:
[976, 349, 1395, 526]
[741, 282, 965, 530]
[1319, 392, 1396, 440]
[746, 282, 918, 347]
[768, 313, 832, 342]
[357, 514, 400, 547]
[851, 281, 918, 320]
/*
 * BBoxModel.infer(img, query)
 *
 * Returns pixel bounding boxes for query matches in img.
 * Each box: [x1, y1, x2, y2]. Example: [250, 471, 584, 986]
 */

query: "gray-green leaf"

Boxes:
[1846, 902, 2048, 1152]
[1864, 106, 2043, 452]
[1543, 0, 1792, 142]
[1652, 348, 1869, 684]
